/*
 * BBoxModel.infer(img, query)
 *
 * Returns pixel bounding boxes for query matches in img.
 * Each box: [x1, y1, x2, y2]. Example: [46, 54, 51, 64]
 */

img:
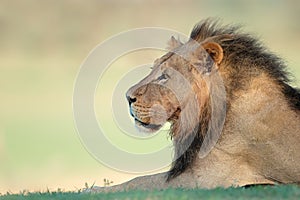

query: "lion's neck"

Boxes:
[168, 100, 210, 180]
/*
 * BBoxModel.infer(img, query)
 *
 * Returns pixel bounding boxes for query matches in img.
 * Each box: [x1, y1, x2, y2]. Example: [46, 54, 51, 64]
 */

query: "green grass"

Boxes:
[1, 185, 300, 200]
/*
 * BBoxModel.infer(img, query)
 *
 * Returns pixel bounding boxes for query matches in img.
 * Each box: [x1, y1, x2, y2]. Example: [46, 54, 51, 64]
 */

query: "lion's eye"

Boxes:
[157, 73, 169, 81]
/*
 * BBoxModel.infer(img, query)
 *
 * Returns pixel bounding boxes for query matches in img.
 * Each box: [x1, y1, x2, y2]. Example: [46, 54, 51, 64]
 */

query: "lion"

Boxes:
[92, 19, 300, 192]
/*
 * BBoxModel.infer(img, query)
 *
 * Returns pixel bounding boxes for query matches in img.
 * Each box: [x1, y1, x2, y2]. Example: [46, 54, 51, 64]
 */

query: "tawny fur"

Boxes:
[90, 19, 300, 192]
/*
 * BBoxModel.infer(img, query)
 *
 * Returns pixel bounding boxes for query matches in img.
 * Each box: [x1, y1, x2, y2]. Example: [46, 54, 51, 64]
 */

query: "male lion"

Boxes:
[94, 19, 300, 192]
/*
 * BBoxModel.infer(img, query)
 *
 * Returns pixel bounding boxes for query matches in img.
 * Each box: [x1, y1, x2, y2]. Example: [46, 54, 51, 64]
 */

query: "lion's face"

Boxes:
[126, 53, 190, 133]
[126, 38, 224, 134]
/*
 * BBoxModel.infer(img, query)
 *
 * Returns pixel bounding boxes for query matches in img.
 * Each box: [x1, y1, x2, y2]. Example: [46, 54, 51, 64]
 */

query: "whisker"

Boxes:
[136, 114, 151, 117]
[133, 104, 152, 109]
[131, 107, 151, 112]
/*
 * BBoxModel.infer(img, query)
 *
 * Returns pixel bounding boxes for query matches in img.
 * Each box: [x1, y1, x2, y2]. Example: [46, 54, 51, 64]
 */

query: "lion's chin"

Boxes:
[134, 119, 163, 134]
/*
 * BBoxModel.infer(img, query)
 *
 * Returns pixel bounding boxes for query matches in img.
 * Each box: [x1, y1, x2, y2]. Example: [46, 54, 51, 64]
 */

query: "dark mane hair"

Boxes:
[190, 19, 300, 110]
[167, 19, 300, 181]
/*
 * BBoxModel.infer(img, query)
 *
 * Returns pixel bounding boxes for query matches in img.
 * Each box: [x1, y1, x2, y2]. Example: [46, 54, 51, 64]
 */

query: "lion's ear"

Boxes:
[202, 42, 223, 65]
[167, 36, 183, 50]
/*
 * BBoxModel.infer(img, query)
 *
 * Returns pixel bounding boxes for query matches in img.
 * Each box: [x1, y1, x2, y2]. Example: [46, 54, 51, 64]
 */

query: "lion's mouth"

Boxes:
[134, 118, 162, 133]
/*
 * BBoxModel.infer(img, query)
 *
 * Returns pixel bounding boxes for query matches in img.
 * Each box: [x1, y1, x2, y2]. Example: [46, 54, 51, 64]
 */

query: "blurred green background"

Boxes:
[1, 0, 299, 193]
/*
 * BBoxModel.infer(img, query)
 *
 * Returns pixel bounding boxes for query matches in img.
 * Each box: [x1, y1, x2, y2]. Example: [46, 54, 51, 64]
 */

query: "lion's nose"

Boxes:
[126, 95, 137, 105]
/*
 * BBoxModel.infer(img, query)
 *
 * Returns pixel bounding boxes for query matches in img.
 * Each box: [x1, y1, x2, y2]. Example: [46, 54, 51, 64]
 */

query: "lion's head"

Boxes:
[126, 36, 224, 136]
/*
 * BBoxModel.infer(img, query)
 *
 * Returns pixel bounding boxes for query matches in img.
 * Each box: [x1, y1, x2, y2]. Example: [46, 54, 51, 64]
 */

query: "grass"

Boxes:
[1, 185, 300, 200]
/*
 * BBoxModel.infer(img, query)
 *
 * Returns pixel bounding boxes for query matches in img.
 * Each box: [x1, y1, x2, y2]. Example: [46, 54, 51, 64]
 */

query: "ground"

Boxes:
[1, 185, 299, 200]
